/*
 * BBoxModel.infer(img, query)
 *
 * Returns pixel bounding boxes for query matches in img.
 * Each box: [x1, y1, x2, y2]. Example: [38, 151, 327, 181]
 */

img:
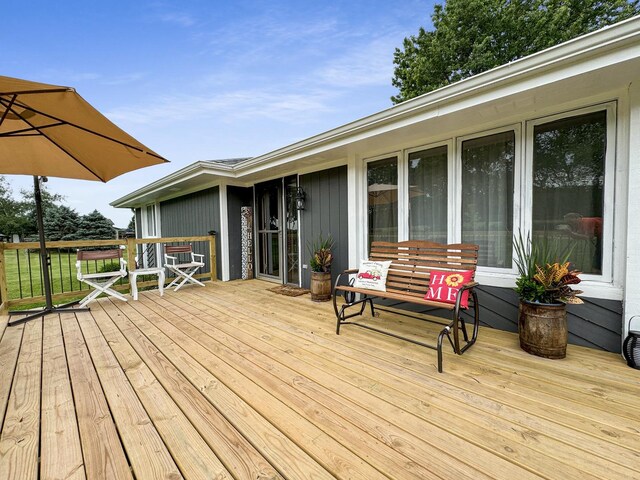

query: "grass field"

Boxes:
[4, 248, 127, 301]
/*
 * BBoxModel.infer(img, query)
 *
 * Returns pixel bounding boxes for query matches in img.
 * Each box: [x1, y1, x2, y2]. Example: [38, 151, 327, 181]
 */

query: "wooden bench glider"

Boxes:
[332, 241, 480, 372]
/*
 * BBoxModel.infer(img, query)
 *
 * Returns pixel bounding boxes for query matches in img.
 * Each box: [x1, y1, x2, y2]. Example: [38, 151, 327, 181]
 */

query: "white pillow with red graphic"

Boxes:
[353, 260, 392, 291]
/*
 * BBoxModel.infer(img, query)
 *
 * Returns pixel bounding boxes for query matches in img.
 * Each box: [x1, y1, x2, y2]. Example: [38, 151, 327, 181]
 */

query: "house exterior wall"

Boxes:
[227, 186, 253, 280]
[159, 186, 222, 280]
[379, 288, 622, 352]
[300, 166, 349, 289]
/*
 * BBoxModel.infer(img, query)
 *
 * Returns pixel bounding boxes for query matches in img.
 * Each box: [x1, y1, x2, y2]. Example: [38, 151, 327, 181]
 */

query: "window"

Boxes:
[144, 204, 157, 237]
[461, 131, 515, 268]
[408, 145, 448, 243]
[367, 157, 398, 249]
[532, 111, 606, 275]
[360, 104, 615, 292]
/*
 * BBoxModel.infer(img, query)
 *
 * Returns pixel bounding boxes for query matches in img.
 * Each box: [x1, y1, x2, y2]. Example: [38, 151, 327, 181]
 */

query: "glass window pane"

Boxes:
[461, 131, 515, 268]
[408, 146, 448, 243]
[367, 157, 398, 250]
[145, 205, 156, 236]
[533, 111, 606, 274]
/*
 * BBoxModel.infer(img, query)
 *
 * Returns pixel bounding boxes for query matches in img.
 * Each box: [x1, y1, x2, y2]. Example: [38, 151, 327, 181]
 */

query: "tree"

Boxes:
[391, 0, 640, 104]
[76, 210, 116, 240]
[127, 215, 135, 232]
[19, 182, 65, 238]
[43, 205, 81, 241]
[0, 176, 30, 238]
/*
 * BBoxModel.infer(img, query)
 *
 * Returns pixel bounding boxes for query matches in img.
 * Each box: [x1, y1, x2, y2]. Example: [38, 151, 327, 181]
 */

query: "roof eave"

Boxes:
[110, 161, 237, 207]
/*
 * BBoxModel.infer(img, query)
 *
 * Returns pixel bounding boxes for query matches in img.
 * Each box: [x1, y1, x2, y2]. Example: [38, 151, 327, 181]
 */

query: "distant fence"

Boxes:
[0, 235, 216, 312]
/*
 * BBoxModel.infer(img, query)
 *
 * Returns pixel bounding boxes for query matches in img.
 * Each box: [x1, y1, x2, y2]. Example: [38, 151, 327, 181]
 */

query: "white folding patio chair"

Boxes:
[164, 244, 205, 291]
[76, 249, 128, 307]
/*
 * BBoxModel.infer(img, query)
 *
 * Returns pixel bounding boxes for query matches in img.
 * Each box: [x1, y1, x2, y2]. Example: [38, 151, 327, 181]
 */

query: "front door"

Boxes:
[255, 176, 300, 285]
[256, 180, 282, 281]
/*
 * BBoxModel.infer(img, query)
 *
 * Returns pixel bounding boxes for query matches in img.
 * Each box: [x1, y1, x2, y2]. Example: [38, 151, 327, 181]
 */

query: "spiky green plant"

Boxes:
[307, 234, 334, 273]
[514, 231, 582, 304]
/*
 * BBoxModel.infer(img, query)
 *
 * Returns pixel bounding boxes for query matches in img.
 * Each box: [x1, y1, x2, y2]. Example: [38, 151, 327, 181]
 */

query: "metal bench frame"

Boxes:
[332, 241, 481, 373]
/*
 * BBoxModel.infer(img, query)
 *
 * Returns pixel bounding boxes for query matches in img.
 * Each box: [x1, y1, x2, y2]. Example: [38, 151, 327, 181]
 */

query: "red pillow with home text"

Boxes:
[424, 270, 474, 308]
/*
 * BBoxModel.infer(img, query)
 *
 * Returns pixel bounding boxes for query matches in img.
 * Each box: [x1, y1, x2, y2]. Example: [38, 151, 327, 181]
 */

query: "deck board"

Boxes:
[0, 319, 42, 480]
[60, 313, 133, 480]
[1, 279, 640, 479]
[166, 288, 628, 480]
[40, 315, 85, 480]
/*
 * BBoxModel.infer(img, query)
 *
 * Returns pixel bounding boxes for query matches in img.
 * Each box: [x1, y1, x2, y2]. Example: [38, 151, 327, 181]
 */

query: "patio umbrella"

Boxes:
[0, 75, 168, 325]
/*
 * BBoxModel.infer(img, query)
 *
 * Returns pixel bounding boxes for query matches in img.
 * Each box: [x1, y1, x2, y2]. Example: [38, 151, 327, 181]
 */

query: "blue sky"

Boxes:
[2, 0, 435, 226]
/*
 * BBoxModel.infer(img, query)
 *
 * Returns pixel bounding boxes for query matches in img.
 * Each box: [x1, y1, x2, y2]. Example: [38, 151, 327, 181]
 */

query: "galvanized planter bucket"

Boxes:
[518, 300, 568, 359]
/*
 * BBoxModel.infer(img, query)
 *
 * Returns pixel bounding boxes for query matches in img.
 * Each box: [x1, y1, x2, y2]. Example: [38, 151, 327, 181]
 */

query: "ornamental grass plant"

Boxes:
[514, 231, 583, 305]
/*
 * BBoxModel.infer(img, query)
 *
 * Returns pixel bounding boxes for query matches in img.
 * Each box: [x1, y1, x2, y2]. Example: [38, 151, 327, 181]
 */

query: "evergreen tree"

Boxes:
[43, 204, 81, 241]
[77, 210, 116, 240]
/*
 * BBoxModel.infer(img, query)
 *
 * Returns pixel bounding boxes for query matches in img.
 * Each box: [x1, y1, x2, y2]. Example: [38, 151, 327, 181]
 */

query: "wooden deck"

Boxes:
[1, 279, 639, 479]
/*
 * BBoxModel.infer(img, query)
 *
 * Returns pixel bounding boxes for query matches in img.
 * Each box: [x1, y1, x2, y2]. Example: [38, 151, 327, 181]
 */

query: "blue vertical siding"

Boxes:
[159, 187, 221, 280]
[300, 166, 349, 289]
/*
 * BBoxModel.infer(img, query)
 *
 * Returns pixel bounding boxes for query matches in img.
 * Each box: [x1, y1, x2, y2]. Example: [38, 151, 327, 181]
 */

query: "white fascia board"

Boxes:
[229, 16, 640, 175]
[110, 161, 239, 207]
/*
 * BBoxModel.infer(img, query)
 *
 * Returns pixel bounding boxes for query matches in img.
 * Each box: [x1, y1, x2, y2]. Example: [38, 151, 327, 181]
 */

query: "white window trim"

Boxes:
[456, 123, 523, 275]
[141, 203, 160, 239]
[140, 202, 161, 269]
[362, 151, 401, 250]
[403, 139, 454, 242]
[523, 102, 616, 284]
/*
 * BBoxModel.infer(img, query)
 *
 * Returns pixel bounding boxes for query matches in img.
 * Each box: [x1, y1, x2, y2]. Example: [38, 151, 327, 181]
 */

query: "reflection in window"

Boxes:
[533, 111, 606, 274]
[461, 131, 515, 268]
[367, 157, 398, 250]
[408, 146, 448, 243]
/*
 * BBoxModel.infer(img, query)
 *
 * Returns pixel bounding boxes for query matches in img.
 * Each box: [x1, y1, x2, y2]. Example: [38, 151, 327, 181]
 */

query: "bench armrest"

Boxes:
[342, 268, 359, 274]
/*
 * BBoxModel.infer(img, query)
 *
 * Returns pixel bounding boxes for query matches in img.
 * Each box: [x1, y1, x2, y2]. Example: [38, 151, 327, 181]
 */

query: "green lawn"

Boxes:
[4, 248, 127, 301]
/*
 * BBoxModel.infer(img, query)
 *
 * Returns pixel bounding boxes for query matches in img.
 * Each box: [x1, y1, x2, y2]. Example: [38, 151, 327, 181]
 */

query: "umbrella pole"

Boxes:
[34, 175, 54, 311]
[8, 176, 88, 326]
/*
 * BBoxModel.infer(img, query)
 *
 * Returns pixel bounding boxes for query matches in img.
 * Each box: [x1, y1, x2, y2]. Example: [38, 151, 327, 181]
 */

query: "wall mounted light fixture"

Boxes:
[295, 186, 306, 211]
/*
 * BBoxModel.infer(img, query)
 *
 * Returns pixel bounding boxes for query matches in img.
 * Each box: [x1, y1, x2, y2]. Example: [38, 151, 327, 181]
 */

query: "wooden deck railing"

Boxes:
[0, 234, 217, 312]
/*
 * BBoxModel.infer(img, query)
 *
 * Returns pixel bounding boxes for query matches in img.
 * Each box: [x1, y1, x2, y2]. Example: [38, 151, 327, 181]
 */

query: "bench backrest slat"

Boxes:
[369, 241, 478, 297]
[77, 249, 122, 261]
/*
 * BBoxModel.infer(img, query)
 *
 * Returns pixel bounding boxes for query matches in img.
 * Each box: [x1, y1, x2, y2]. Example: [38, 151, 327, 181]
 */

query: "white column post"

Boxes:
[347, 152, 362, 268]
[624, 82, 640, 340]
[219, 183, 230, 281]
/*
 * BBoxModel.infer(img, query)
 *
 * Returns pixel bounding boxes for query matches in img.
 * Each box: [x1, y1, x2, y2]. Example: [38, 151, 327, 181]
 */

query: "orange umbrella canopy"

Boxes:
[0, 75, 167, 181]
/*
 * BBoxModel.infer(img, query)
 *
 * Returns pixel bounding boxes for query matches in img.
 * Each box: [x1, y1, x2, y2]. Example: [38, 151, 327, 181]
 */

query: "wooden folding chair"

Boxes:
[164, 244, 205, 291]
[76, 249, 128, 307]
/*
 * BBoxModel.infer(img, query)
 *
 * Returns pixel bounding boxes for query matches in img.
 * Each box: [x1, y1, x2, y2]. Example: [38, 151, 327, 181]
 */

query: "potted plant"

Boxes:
[514, 232, 583, 359]
[308, 234, 334, 302]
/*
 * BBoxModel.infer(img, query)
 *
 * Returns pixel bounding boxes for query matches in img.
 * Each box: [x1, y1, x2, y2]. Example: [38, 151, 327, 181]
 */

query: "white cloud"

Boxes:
[158, 12, 196, 27]
[105, 86, 337, 127]
[313, 36, 398, 88]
